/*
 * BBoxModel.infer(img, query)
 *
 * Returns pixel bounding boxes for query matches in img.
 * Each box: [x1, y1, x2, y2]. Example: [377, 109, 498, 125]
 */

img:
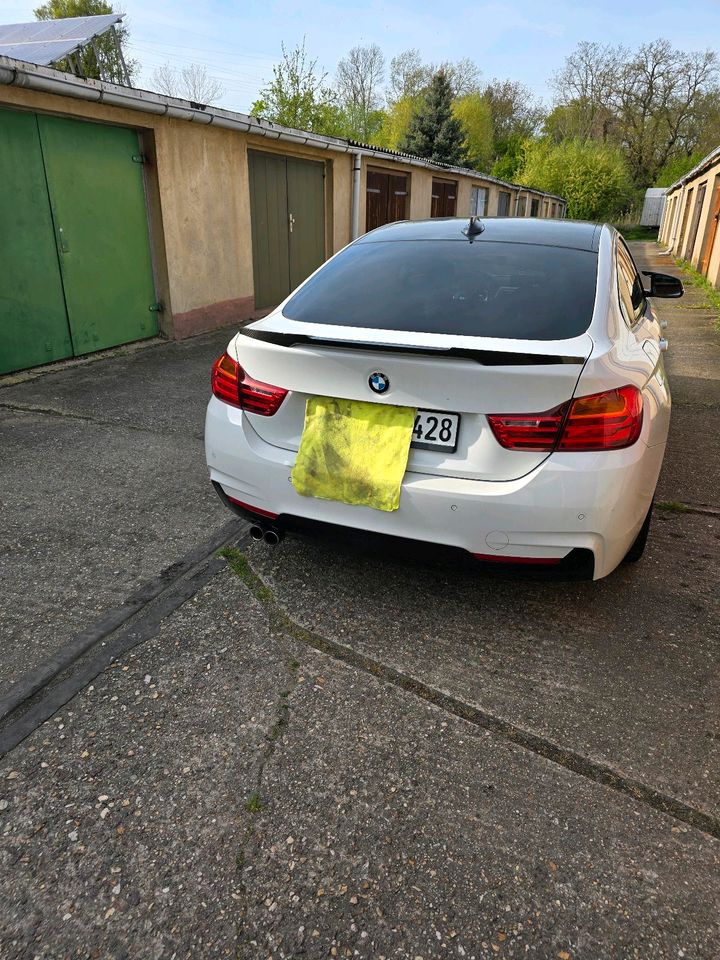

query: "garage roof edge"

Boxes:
[0, 54, 566, 204]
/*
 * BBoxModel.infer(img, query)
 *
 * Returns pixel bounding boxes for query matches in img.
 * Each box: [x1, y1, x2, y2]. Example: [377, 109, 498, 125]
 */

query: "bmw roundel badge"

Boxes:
[368, 371, 390, 394]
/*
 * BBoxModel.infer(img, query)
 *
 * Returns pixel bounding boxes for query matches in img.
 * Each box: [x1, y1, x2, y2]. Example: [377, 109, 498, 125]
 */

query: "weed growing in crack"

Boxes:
[245, 793, 263, 814]
[218, 547, 274, 602]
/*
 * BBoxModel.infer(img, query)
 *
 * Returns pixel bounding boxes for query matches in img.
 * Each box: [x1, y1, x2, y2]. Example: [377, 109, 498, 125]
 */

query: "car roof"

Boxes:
[357, 217, 603, 252]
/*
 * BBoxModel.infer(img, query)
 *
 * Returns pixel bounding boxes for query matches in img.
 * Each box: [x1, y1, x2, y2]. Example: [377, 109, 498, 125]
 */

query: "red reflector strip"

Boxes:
[226, 495, 278, 520]
[472, 553, 561, 565]
[238, 372, 288, 416]
[486, 404, 568, 452]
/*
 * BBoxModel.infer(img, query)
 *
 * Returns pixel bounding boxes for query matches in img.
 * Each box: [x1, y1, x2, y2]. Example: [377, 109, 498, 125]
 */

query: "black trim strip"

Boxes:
[239, 328, 585, 366]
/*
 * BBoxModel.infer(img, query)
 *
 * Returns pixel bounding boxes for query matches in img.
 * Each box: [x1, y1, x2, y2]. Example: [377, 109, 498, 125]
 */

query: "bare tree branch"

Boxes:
[151, 61, 225, 104]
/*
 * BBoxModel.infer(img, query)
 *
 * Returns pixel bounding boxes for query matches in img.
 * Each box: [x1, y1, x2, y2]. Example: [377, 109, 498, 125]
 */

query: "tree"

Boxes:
[374, 95, 418, 150]
[452, 92, 493, 170]
[336, 44, 385, 141]
[655, 151, 704, 187]
[483, 78, 544, 145]
[550, 42, 621, 141]
[251, 40, 340, 135]
[399, 70, 467, 165]
[491, 135, 525, 180]
[615, 40, 718, 186]
[387, 49, 429, 103]
[518, 139, 633, 220]
[552, 39, 720, 187]
[388, 50, 481, 103]
[439, 58, 481, 98]
[543, 99, 615, 144]
[34, 0, 136, 84]
[151, 62, 224, 104]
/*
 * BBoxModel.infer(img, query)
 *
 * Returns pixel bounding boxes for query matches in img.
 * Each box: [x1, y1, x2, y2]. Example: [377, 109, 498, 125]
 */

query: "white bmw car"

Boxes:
[205, 218, 682, 580]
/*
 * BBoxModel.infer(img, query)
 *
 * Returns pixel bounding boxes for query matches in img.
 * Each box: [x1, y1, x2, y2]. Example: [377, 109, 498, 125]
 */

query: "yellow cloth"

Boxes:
[292, 396, 415, 512]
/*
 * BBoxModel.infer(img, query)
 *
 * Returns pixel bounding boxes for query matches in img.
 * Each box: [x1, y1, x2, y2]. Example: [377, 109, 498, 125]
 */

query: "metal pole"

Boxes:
[90, 36, 103, 80]
[351, 152, 362, 240]
[111, 26, 131, 87]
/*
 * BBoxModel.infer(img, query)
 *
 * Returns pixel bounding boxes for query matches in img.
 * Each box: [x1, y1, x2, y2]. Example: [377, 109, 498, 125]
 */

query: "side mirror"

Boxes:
[642, 271, 684, 299]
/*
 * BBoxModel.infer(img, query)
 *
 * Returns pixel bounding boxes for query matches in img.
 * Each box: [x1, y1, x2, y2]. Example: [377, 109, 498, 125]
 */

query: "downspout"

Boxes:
[351, 152, 362, 240]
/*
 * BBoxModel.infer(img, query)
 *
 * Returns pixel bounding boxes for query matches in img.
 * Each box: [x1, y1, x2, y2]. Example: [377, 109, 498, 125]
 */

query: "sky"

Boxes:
[2, 0, 720, 113]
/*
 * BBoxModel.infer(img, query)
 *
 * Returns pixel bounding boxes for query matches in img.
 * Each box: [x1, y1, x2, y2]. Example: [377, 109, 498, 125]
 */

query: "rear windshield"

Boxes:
[283, 240, 598, 340]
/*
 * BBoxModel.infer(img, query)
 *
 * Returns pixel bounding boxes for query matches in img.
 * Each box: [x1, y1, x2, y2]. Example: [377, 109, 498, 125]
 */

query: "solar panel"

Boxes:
[0, 14, 123, 67]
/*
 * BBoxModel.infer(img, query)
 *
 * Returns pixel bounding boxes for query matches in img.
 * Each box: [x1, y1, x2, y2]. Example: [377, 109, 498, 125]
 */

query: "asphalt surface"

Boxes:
[0, 330, 235, 697]
[0, 242, 718, 958]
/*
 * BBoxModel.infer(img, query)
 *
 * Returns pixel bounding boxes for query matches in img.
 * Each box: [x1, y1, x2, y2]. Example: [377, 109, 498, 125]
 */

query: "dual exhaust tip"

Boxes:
[249, 523, 283, 546]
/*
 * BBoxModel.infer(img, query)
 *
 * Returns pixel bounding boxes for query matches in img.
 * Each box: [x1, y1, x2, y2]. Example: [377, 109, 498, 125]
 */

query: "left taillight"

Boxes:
[488, 384, 643, 453]
[211, 352, 287, 416]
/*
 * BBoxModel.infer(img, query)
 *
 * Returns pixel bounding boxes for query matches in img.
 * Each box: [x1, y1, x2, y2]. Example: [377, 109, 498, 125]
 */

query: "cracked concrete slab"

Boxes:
[0, 241, 718, 960]
[2, 565, 719, 960]
[0, 569, 292, 960]
[0, 328, 235, 438]
[0, 330, 234, 696]
[246, 506, 720, 819]
[0, 411, 227, 696]
[241, 645, 720, 960]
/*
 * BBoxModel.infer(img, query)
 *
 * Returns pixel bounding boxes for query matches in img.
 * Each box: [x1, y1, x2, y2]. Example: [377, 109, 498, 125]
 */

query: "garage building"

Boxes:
[0, 55, 567, 375]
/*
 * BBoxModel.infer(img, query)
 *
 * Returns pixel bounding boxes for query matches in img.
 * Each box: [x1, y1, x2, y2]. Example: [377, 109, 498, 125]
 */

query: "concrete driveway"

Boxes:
[0, 242, 718, 959]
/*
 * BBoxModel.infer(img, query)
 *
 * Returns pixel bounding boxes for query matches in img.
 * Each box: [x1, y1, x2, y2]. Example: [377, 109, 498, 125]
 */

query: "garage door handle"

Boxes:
[58, 226, 69, 253]
[288, 213, 295, 233]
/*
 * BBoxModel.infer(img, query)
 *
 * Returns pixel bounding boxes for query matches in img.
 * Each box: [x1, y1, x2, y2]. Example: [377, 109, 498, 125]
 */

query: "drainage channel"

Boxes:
[0, 519, 251, 757]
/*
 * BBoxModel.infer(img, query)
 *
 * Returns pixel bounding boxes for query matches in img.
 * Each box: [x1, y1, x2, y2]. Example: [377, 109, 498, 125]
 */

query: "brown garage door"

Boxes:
[366, 168, 408, 231]
[431, 179, 457, 217]
[684, 181, 707, 263]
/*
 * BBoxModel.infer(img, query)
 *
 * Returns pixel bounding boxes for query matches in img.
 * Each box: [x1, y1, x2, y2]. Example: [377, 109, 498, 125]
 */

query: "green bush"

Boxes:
[517, 139, 634, 220]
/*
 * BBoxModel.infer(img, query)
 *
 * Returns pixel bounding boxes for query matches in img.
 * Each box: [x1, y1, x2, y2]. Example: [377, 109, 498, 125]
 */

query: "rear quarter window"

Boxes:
[283, 239, 598, 341]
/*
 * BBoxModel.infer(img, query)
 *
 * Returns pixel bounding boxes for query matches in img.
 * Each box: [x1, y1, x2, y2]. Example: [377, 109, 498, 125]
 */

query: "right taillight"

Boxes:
[558, 385, 643, 450]
[488, 384, 643, 453]
[211, 352, 287, 416]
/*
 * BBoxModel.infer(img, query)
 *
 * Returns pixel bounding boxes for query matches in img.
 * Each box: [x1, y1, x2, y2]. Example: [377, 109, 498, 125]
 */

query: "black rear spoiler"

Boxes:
[239, 327, 584, 366]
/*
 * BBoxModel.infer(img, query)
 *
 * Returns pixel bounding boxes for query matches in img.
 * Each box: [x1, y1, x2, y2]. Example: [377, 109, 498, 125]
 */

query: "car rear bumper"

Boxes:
[205, 397, 666, 580]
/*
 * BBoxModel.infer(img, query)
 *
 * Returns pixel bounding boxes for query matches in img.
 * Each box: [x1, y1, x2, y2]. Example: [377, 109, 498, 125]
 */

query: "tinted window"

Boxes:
[283, 240, 599, 340]
[617, 241, 645, 324]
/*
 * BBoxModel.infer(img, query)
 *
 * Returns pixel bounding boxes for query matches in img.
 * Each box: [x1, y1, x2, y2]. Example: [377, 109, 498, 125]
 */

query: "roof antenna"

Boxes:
[462, 216, 485, 241]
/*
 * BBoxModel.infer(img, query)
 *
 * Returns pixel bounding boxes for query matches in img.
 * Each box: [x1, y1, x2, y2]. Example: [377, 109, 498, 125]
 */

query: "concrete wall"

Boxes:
[659, 154, 720, 288]
[0, 82, 566, 345]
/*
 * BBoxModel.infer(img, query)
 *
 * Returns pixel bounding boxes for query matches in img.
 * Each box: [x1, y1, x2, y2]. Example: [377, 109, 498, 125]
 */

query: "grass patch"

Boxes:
[217, 547, 274, 602]
[675, 259, 720, 327]
[613, 224, 659, 242]
[657, 500, 691, 513]
[245, 793, 263, 813]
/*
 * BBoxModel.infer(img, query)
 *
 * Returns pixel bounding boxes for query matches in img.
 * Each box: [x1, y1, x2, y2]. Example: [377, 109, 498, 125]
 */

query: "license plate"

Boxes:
[411, 410, 460, 451]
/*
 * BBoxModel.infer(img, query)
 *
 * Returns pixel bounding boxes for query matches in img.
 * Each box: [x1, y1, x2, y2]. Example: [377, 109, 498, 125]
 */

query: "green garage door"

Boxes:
[248, 151, 325, 310]
[0, 109, 73, 372]
[0, 109, 157, 375]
